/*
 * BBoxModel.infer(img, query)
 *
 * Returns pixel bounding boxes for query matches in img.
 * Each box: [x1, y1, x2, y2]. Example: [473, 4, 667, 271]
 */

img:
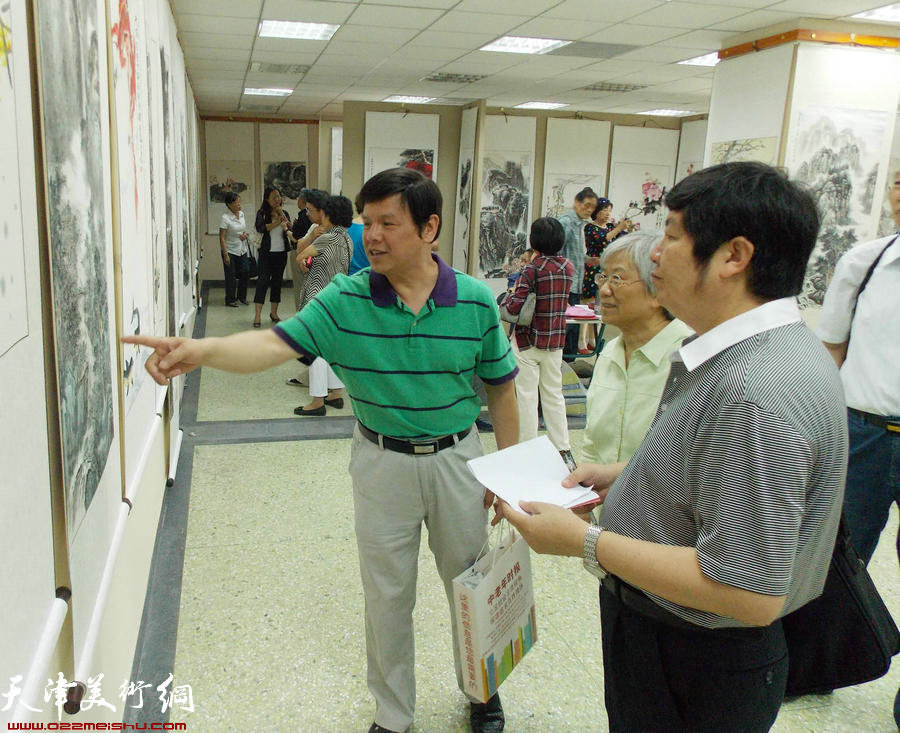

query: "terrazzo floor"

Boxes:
[158, 290, 899, 731]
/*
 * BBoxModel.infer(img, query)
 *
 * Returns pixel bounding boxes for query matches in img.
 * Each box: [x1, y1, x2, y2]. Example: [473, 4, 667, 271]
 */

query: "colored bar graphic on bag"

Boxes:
[482, 604, 539, 697]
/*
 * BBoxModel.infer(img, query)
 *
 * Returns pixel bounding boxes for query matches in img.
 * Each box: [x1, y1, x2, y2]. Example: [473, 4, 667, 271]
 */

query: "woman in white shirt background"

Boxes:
[582, 230, 693, 465]
[218, 192, 250, 307]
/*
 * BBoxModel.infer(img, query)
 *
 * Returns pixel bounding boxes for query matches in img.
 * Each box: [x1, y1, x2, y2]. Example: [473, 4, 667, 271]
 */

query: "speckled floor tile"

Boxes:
[196, 289, 353, 423]
[174, 421, 900, 732]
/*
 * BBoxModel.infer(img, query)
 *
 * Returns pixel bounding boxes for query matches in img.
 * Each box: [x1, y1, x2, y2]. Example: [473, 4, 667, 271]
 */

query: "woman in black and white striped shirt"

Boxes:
[293, 195, 354, 416]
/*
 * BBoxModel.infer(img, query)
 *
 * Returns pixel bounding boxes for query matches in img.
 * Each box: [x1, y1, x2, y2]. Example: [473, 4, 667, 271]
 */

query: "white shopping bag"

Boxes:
[452, 525, 537, 703]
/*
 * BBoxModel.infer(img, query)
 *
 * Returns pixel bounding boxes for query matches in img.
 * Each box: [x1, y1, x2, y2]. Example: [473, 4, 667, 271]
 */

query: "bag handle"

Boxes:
[473, 519, 516, 571]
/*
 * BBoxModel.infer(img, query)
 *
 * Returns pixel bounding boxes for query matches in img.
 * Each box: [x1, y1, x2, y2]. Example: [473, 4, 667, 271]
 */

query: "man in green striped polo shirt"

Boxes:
[126, 168, 519, 733]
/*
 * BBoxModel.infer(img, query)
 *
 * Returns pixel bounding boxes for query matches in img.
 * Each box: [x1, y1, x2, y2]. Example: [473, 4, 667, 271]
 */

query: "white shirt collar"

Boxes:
[675, 297, 801, 372]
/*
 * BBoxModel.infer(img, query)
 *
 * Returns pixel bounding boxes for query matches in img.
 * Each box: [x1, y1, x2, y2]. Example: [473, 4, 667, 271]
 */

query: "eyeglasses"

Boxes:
[595, 272, 642, 288]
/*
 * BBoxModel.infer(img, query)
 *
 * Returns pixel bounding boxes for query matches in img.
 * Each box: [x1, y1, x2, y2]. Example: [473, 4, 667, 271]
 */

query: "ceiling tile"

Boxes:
[583, 23, 687, 45]
[187, 59, 249, 73]
[543, 0, 664, 23]
[174, 0, 262, 18]
[387, 46, 465, 63]
[190, 71, 244, 84]
[253, 37, 328, 54]
[706, 8, 802, 30]
[346, 4, 445, 29]
[322, 41, 396, 59]
[510, 17, 612, 40]
[626, 2, 750, 29]
[177, 14, 259, 35]
[455, 0, 559, 12]
[658, 29, 735, 49]
[429, 11, 530, 34]
[769, 0, 889, 16]
[185, 46, 251, 62]
[616, 45, 711, 63]
[261, 0, 356, 24]
[331, 25, 420, 45]
[244, 72, 302, 86]
[407, 29, 498, 49]
[607, 64, 705, 84]
[436, 51, 521, 74]
[359, 0, 457, 7]
[181, 31, 254, 50]
[251, 49, 321, 65]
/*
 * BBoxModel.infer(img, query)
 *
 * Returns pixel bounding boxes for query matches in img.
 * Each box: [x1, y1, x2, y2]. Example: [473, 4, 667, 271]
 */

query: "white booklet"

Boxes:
[467, 436, 599, 512]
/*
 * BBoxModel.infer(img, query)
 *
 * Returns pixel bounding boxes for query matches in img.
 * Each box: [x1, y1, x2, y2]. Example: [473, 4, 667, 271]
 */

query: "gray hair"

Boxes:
[599, 230, 663, 295]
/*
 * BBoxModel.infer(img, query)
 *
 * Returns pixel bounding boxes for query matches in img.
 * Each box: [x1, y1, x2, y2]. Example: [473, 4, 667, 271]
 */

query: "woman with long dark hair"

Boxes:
[252, 186, 295, 327]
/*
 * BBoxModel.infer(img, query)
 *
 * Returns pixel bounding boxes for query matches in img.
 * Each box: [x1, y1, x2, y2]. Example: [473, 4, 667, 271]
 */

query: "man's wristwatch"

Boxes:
[582, 524, 608, 579]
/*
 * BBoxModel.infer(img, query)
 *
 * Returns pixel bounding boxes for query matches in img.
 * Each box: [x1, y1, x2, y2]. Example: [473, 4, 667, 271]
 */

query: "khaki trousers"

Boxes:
[349, 425, 488, 732]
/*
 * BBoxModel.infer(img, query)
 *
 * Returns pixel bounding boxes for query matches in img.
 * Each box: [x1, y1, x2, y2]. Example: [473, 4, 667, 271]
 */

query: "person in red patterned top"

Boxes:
[501, 217, 576, 466]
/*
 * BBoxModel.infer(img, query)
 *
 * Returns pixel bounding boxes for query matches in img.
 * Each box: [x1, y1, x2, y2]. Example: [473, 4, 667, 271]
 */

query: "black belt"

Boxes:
[602, 575, 770, 637]
[849, 407, 900, 433]
[357, 422, 472, 455]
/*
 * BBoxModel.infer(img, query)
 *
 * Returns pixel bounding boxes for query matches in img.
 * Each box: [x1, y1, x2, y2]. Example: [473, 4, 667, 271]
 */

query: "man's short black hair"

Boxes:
[665, 162, 820, 299]
[575, 187, 598, 203]
[304, 188, 328, 210]
[355, 168, 442, 241]
[529, 216, 565, 255]
[322, 195, 354, 228]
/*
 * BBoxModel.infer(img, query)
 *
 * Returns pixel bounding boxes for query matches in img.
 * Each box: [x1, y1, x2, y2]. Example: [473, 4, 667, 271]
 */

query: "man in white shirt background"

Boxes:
[818, 165, 900, 727]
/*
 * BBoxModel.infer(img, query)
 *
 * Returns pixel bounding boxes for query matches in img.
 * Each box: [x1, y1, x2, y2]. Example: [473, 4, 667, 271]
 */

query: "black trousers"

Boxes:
[600, 581, 788, 732]
[222, 252, 248, 304]
[563, 292, 581, 359]
[254, 250, 287, 305]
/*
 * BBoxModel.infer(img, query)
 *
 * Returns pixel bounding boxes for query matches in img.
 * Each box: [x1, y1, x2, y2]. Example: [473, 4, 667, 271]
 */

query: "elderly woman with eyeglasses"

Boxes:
[582, 230, 693, 465]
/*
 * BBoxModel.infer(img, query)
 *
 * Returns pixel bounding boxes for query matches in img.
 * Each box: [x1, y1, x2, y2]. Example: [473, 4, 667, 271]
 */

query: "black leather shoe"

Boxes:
[324, 397, 344, 409]
[368, 724, 401, 733]
[294, 404, 326, 416]
[470, 693, 504, 732]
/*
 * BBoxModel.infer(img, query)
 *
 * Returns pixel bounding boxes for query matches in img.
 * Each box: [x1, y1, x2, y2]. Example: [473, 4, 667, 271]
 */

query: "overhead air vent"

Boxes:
[249, 62, 310, 75]
[581, 81, 648, 93]
[421, 72, 487, 84]
[547, 42, 637, 59]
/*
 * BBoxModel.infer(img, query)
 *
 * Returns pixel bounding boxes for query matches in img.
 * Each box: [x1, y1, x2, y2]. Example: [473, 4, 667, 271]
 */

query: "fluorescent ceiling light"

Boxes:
[637, 108, 693, 116]
[383, 95, 435, 104]
[678, 51, 720, 67]
[258, 20, 340, 40]
[480, 36, 571, 54]
[514, 101, 568, 109]
[852, 3, 900, 22]
[244, 87, 293, 97]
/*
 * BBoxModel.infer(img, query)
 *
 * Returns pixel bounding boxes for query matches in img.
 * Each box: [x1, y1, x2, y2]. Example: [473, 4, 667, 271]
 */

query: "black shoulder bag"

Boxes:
[782, 234, 900, 696]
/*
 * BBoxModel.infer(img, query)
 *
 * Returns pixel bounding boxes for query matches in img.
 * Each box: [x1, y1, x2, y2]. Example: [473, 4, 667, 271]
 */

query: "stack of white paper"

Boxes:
[467, 436, 599, 512]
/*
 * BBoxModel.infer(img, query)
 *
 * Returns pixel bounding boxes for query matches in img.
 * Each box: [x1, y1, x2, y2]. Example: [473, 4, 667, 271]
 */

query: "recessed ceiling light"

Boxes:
[383, 95, 435, 104]
[637, 108, 693, 116]
[514, 101, 568, 110]
[678, 51, 720, 67]
[258, 20, 340, 40]
[244, 87, 293, 97]
[480, 36, 571, 54]
[852, 3, 900, 22]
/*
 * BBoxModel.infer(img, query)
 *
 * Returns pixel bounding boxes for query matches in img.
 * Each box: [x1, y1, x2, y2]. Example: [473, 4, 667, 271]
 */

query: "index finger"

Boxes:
[122, 334, 169, 349]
